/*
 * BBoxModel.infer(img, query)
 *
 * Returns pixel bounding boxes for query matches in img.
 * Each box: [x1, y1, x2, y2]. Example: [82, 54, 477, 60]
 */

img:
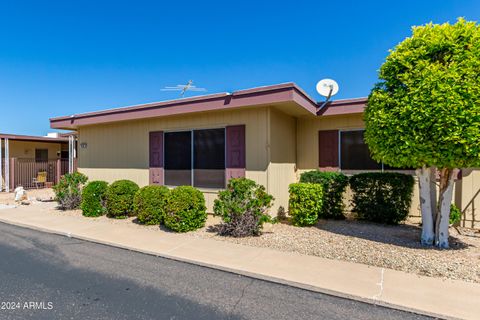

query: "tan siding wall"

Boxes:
[268, 107, 297, 213]
[456, 169, 480, 229]
[297, 114, 365, 171]
[8, 141, 63, 160]
[78, 107, 270, 212]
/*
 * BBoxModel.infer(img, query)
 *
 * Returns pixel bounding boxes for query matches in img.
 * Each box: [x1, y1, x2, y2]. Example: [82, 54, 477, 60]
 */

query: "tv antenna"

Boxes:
[316, 79, 339, 110]
[161, 80, 207, 97]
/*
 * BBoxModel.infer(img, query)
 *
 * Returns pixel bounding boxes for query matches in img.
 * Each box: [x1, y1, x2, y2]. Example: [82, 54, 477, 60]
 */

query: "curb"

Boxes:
[0, 217, 454, 320]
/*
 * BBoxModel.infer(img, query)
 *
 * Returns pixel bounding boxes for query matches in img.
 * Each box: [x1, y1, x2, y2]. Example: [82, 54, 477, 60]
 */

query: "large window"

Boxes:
[164, 128, 225, 188]
[164, 131, 192, 186]
[340, 130, 382, 170]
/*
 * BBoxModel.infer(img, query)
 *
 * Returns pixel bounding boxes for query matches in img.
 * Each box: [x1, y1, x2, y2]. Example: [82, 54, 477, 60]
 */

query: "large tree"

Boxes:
[365, 19, 480, 248]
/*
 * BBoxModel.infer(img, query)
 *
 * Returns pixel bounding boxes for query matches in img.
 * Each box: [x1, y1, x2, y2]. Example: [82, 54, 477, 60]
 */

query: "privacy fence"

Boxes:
[1, 158, 77, 190]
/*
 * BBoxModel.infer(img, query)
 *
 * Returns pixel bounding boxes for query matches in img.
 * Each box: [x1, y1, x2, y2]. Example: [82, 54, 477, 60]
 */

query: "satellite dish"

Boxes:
[316, 79, 339, 98]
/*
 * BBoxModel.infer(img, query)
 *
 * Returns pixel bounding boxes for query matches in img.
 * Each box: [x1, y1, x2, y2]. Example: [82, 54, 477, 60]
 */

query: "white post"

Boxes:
[68, 135, 71, 174]
[5, 138, 9, 192]
[68, 135, 75, 174]
[0, 138, 3, 192]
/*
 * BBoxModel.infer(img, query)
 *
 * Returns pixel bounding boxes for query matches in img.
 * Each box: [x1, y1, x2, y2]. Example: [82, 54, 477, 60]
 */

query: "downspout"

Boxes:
[266, 107, 271, 193]
[0, 138, 3, 192]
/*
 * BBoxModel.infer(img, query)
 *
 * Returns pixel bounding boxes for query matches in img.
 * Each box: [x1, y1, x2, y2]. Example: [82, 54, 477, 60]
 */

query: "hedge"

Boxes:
[164, 186, 207, 232]
[133, 185, 169, 225]
[300, 171, 349, 219]
[213, 178, 274, 237]
[349, 172, 414, 224]
[288, 183, 323, 227]
[81, 181, 108, 217]
[106, 180, 140, 218]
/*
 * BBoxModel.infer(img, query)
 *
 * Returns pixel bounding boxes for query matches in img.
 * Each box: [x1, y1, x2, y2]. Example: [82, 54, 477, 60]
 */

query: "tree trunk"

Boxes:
[434, 168, 457, 248]
[416, 166, 434, 245]
[429, 167, 437, 224]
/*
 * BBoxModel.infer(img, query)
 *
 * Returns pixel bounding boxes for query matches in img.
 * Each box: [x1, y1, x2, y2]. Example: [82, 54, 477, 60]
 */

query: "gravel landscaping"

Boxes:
[32, 199, 480, 284]
[189, 217, 480, 283]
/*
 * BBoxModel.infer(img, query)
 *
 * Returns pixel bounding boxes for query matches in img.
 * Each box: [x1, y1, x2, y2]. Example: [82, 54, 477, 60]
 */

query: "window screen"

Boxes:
[164, 131, 192, 186]
[340, 131, 381, 170]
[193, 129, 225, 188]
[35, 149, 48, 162]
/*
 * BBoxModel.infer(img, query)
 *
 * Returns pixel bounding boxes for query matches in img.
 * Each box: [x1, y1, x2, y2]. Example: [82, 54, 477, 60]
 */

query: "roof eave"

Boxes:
[50, 83, 318, 130]
[316, 97, 367, 116]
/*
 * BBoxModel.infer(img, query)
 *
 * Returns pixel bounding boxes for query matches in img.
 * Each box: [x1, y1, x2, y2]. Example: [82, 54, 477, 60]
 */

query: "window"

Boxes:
[340, 130, 381, 170]
[194, 129, 225, 188]
[164, 131, 192, 186]
[35, 149, 48, 162]
[164, 129, 225, 188]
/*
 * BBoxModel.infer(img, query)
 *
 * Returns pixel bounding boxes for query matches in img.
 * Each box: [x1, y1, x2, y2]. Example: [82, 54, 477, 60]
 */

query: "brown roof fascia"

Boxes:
[0, 133, 69, 143]
[50, 83, 319, 130]
[317, 97, 367, 116]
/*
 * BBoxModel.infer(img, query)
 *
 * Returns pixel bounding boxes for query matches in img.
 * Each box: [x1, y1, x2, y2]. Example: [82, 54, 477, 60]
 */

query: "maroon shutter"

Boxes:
[226, 125, 246, 181]
[149, 131, 164, 185]
[318, 130, 339, 171]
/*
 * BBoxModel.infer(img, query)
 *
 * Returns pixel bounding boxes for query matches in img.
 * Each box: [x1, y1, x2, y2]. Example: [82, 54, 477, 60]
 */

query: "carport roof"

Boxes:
[0, 133, 68, 143]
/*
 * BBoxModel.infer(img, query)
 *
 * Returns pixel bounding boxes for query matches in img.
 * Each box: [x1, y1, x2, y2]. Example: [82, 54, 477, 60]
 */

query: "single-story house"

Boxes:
[0, 133, 75, 191]
[49, 83, 480, 228]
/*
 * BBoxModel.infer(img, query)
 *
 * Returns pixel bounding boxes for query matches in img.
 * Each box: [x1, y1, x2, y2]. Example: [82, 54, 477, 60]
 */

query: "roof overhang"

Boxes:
[317, 97, 367, 116]
[50, 83, 319, 130]
[0, 133, 68, 143]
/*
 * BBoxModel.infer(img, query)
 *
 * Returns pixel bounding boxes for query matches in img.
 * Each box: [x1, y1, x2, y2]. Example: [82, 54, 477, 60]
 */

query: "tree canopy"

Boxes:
[365, 19, 480, 169]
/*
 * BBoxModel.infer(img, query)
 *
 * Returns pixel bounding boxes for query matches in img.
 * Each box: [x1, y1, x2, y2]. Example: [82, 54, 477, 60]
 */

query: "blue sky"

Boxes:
[0, 0, 479, 135]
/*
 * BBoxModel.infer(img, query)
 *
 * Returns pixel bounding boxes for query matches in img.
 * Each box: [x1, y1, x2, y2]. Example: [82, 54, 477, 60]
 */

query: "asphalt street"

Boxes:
[0, 222, 435, 320]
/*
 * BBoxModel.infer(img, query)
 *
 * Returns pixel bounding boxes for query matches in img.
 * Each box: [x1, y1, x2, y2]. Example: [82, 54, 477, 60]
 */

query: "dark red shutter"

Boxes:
[149, 131, 164, 185]
[226, 125, 246, 181]
[318, 130, 339, 171]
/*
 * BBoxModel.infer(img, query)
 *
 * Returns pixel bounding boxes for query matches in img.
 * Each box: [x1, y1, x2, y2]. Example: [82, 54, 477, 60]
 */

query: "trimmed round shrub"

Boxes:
[106, 180, 139, 218]
[300, 171, 349, 219]
[213, 178, 274, 237]
[349, 172, 414, 224]
[450, 204, 462, 225]
[164, 186, 207, 232]
[53, 172, 88, 210]
[288, 183, 323, 227]
[81, 181, 109, 217]
[133, 185, 169, 225]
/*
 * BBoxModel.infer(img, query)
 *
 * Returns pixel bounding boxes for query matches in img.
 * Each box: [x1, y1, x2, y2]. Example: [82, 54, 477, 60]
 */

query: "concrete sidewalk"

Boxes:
[0, 203, 478, 320]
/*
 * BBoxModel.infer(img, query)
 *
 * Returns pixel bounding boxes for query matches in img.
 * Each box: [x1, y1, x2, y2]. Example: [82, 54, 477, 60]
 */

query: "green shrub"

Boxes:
[450, 204, 462, 225]
[213, 178, 274, 237]
[81, 181, 109, 217]
[133, 185, 169, 225]
[349, 172, 414, 225]
[53, 172, 88, 210]
[106, 180, 139, 218]
[164, 186, 207, 232]
[288, 183, 323, 227]
[300, 171, 349, 219]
